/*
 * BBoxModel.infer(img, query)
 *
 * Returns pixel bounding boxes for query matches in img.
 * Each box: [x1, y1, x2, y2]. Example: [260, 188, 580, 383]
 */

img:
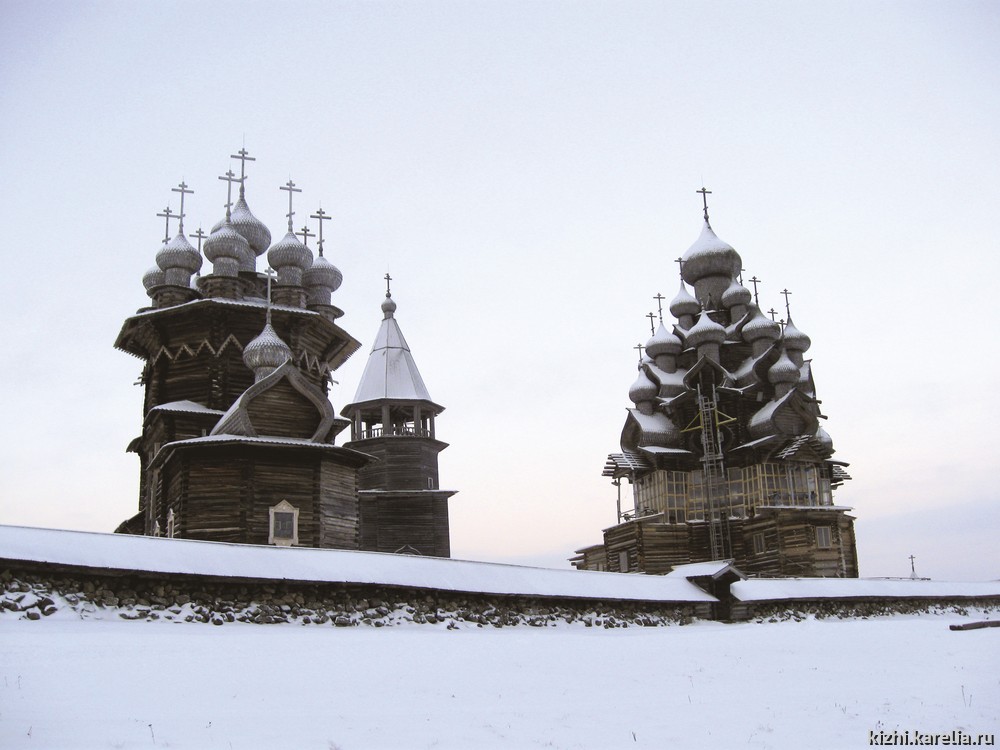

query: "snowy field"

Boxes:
[1, 612, 997, 750]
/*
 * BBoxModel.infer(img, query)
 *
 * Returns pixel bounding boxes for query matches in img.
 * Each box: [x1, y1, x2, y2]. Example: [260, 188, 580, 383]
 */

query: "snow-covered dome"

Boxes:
[230, 190, 272, 257]
[742, 308, 781, 343]
[243, 321, 293, 381]
[381, 292, 398, 318]
[628, 368, 658, 404]
[768, 349, 799, 385]
[781, 317, 811, 353]
[156, 231, 202, 285]
[204, 219, 250, 277]
[669, 280, 700, 318]
[142, 265, 165, 293]
[721, 278, 752, 308]
[681, 222, 742, 286]
[815, 425, 834, 452]
[267, 231, 313, 285]
[303, 253, 343, 305]
[684, 310, 727, 350]
[645, 322, 682, 358]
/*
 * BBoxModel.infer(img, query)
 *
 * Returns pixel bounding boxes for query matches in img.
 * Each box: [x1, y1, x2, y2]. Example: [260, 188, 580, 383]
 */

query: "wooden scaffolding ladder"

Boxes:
[696, 384, 733, 561]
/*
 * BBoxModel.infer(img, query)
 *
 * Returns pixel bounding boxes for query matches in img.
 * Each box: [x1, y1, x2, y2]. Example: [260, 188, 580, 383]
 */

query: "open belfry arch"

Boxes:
[572, 189, 858, 578]
[114, 149, 377, 548]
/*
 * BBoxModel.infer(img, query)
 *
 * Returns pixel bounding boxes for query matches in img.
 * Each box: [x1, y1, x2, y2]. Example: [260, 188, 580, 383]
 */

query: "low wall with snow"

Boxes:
[0, 526, 711, 627]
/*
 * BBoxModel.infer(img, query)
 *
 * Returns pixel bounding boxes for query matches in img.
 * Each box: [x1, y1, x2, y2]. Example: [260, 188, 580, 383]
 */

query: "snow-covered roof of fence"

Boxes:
[732, 577, 1000, 602]
[0, 525, 716, 603]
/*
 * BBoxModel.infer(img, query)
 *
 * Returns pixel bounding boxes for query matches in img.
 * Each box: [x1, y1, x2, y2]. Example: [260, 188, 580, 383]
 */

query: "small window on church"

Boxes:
[753, 532, 765, 555]
[166, 509, 176, 539]
[816, 526, 832, 549]
[269, 501, 299, 547]
[618, 550, 629, 573]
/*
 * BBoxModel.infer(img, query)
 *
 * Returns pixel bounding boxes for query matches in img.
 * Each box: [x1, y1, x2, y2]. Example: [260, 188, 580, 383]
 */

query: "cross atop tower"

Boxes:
[310, 207, 331, 257]
[748, 275, 762, 306]
[696, 186, 712, 224]
[633, 342, 644, 363]
[171, 181, 193, 233]
[156, 205, 176, 243]
[230, 147, 256, 195]
[280, 179, 302, 232]
[767, 307, 778, 321]
[654, 293, 665, 323]
[384, 272, 393, 297]
[218, 170, 239, 218]
[189, 227, 207, 253]
[296, 225, 316, 247]
[646, 311, 657, 335]
[781, 288, 793, 319]
[674, 257, 685, 278]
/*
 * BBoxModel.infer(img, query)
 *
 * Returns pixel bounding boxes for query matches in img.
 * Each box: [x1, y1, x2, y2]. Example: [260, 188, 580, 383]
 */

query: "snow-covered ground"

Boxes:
[2, 612, 997, 750]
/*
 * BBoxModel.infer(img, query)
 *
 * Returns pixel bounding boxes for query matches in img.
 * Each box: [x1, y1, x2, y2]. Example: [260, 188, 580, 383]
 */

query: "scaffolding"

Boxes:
[684, 383, 735, 560]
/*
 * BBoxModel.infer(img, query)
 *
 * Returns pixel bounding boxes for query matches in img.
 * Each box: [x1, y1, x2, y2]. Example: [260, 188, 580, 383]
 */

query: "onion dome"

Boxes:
[156, 231, 202, 285]
[243, 321, 293, 381]
[267, 231, 313, 285]
[645, 322, 682, 357]
[142, 265, 165, 293]
[742, 307, 781, 343]
[303, 253, 343, 305]
[203, 219, 250, 277]
[721, 278, 752, 308]
[815, 426, 834, 452]
[629, 368, 659, 404]
[669, 280, 700, 318]
[230, 191, 272, 257]
[684, 309, 727, 349]
[680, 221, 742, 286]
[781, 317, 811, 353]
[768, 349, 799, 385]
[381, 293, 397, 318]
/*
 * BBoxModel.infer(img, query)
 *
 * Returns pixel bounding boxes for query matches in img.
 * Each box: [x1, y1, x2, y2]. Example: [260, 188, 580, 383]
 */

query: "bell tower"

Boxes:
[342, 276, 456, 557]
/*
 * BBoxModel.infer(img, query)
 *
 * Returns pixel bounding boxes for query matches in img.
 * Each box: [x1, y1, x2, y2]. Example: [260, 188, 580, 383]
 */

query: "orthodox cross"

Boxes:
[296, 225, 316, 248]
[909, 554, 917, 577]
[767, 307, 778, 321]
[310, 207, 331, 257]
[738, 265, 745, 284]
[633, 342, 644, 363]
[646, 312, 657, 335]
[696, 186, 712, 223]
[781, 288, 792, 319]
[218, 169, 239, 218]
[653, 293, 665, 323]
[230, 147, 255, 195]
[384, 272, 393, 297]
[674, 257, 685, 278]
[280, 179, 301, 231]
[171, 181, 193, 233]
[156, 206, 176, 243]
[189, 227, 207, 253]
[748, 275, 762, 305]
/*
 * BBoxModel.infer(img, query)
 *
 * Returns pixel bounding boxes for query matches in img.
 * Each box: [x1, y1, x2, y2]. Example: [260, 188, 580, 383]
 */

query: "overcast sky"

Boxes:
[1, 0, 998, 580]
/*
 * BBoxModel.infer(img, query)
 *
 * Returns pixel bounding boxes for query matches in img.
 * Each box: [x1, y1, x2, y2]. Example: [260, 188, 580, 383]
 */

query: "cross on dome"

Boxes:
[696, 186, 712, 224]
[218, 169, 239, 218]
[230, 147, 256, 196]
[296, 225, 315, 247]
[310, 207, 331, 257]
[384, 272, 393, 297]
[171, 181, 193, 233]
[646, 311, 657, 335]
[633, 342, 644, 363]
[781, 288, 793, 318]
[280, 179, 302, 232]
[748, 275, 762, 305]
[156, 205, 176, 243]
[674, 257, 685, 278]
[189, 227, 207, 252]
[654, 292, 665, 322]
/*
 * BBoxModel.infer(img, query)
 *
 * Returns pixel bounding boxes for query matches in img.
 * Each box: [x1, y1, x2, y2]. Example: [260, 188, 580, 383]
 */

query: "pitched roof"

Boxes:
[348, 300, 436, 407]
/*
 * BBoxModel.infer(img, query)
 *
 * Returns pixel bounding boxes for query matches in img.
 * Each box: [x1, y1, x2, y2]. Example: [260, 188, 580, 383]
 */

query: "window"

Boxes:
[166, 509, 176, 539]
[752, 532, 765, 555]
[269, 500, 299, 546]
[816, 526, 832, 549]
[618, 550, 629, 573]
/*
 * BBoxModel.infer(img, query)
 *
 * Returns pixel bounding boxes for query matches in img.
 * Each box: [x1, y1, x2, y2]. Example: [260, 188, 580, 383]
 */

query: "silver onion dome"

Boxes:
[721, 278, 752, 308]
[768, 349, 800, 385]
[742, 308, 781, 343]
[628, 368, 658, 404]
[156, 231, 203, 286]
[230, 192, 272, 257]
[303, 254, 343, 305]
[669, 280, 700, 318]
[142, 265, 166, 294]
[645, 322, 682, 358]
[267, 231, 313, 286]
[684, 310, 727, 349]
[203, 219, 251, 278]
[243, 322, 293, 381]
[681, 222, 742, 286]
[781, 317, 812, 353]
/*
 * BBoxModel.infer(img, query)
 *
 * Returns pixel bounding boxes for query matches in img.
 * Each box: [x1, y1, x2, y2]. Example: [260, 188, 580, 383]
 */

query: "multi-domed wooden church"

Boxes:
[114, 150, 454, 556]
[571, 191, 858, 578]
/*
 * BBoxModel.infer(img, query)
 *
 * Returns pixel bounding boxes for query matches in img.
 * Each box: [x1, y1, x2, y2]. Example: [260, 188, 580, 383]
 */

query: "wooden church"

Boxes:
[114, 151, 454, 555]
[571, 191, 859, 578]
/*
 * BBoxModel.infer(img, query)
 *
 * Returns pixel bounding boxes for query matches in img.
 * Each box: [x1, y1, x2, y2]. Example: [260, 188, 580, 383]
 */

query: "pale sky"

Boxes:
[1, 0, 998, 580]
